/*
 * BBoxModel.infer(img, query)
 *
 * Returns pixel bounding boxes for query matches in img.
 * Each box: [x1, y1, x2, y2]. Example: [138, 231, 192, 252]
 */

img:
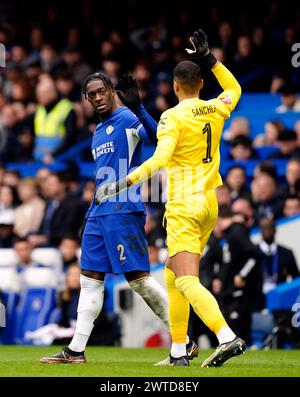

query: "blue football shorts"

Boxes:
[80, 213, 150, 274]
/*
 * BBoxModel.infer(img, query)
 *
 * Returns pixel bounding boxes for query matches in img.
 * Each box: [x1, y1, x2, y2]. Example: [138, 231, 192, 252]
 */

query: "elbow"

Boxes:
[237, 82, 242, 99]
[235, 81, 242, 100]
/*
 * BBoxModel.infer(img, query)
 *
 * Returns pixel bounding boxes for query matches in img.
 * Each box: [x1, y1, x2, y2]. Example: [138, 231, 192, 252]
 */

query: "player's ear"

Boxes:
[199, 79, 204, 90]
[173, 79, 179, 94]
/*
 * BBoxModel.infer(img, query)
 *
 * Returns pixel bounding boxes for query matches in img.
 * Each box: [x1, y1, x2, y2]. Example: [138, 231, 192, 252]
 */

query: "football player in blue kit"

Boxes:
[40, 72, 198, 364]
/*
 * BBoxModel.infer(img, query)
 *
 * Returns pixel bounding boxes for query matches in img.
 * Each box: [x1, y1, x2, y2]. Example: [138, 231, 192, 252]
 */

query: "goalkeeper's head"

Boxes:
[173, 61, 203, 101]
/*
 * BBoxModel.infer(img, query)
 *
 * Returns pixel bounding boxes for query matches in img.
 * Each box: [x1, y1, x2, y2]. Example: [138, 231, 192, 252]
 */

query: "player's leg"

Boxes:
[171, 190, 245, 367]
[40, 217, 110, 364]
[172, 252, 245, 367]
[124, 269, 169, 327]
[67, 269, 105, 354]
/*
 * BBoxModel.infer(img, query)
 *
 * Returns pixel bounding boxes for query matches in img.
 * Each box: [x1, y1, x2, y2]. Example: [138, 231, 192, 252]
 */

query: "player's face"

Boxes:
[86, 80, 115, 118]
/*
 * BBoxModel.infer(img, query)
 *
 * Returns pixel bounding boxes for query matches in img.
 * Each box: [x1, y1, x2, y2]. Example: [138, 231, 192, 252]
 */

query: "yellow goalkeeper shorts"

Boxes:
[165, 189, 218, 257]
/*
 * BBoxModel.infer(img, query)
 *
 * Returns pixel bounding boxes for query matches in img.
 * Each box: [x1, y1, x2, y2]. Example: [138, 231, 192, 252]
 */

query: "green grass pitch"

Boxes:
[0, 346, 299, 377]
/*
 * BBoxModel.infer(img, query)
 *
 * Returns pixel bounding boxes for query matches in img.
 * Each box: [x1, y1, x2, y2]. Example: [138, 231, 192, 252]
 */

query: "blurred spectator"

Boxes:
[271, 129, 300, 159]
[36, 167, 51, 199]
[233, 36, 256, 78]
[59, 234, 80, 270]
[144, 208, 165, 248]
[223, 116, 250, 144]
[251, 172, 284, 220]
[254, 160, 277, 179]
[2, 170, 21, 188]
[217, 21, 234, 59]
[55, 69, 82, 102]
[40, 43, 63, 74]
[27, 172, 85, 247]
[0, 210, 16, 248]
[34, 77, 77, 163]
[258, 217, 299, 294]
[14, 178, 45, 237]
[82, 180, 95, 210]
[0, 184, 18, 220]
[216, 206, 264, 344]
[253, 120, 284, 147]
[232, 198, 255, 229]
[276, 82, 300, 113]
[62, 45, 92, 84]
[230, 135, 257, 161]
[211, 47, 226, 64]
[102, 58, 121, 87]
[284, 158, 300, 197]
[216, 184, 231, 207]
[147, 237, 163, 267]
[294, 120, 300, 147]
[25, 263, 81, 346]
[13, 237, 54, 290]
[283, 195, 300, 217]
[225, 165, 251, 201]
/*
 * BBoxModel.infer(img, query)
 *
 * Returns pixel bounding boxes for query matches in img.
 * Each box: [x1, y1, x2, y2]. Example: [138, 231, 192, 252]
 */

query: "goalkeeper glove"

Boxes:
[185, 29, 217, 69]
[95, 177, 128, 205]
[116, 74, 141, 112]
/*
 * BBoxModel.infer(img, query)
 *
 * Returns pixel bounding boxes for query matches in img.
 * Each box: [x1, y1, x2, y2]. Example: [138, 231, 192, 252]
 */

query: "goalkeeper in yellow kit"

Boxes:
[96, 29, 246, 367]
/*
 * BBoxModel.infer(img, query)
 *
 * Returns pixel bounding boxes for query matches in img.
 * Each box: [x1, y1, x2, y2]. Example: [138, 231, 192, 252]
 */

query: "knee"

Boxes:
[125, 270, 149, 282]
[175, 275, 199, 297]
[78, 275, 104, 316]
[81, 270, 105, 281]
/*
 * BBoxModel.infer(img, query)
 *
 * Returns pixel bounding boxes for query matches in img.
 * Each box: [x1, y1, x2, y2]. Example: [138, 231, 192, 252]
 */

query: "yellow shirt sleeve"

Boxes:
[128, 110, 180, 185]
[211, 62, 242, 119]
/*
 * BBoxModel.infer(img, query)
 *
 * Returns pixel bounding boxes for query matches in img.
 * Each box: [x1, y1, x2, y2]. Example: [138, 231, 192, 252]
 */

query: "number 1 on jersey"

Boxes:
[202, 123, 213, 163]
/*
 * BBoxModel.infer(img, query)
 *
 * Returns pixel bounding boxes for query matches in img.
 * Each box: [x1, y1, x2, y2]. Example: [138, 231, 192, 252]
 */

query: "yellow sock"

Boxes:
[164, 267, 190, 344]
[175, 275, 228, 334]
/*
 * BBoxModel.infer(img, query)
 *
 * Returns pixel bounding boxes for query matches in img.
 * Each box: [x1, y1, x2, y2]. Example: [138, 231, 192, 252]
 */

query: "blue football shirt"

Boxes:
[87, 106, 156, 217]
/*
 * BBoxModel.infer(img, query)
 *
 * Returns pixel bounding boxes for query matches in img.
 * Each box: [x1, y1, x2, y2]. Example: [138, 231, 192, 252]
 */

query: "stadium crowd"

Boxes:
[0, 0, 300, 348]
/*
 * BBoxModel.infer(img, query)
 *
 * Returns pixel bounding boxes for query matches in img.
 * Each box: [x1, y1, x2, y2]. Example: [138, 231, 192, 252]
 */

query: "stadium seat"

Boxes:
[0, 292, 19, 345]
[0, 249, 19, 267]
[266, 277, 300, 311]
[0, 265, 20, 293]
[14, 288, 56, 344]
[220, 159, 288, 179]
[251, 310, 275, 349]
[22, 267, 58, 289]
[236, 93, 281, 113]
[32, 248, 63, 284]
[48, 307, 62, 324]
[255, 146, 280, 159]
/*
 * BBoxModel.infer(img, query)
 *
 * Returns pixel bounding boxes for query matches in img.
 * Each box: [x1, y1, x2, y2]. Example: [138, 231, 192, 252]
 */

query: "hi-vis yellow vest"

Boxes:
[34, 98, 73, 160]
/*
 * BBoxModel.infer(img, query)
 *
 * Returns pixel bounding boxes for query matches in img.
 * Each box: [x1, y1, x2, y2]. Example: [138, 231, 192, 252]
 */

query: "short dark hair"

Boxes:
[174, 61, 202, 93]
[218, 205, 233, 219]
[83, 72, 114, 99]
[256, 161, 277, 179]
[227, 165, 246, 175]
[61, 233, 80, 245]
[13, 237, 29, 246]
[231, 135, 252, 148]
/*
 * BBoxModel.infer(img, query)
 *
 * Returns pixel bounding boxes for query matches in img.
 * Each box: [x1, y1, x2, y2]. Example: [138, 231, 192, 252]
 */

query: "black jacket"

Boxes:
[219, 222, 264, 310]
[40, 194, 85, 246]
[258, 242, 299, 284]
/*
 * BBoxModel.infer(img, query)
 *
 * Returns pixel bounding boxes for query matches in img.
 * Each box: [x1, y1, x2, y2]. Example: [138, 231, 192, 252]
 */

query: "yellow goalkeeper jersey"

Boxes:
[128, 62, 241, 201]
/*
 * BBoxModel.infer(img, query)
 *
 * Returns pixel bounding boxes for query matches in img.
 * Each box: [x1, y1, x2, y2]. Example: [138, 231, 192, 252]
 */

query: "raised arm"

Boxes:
[186, 29, 241, 115]
[116, 74, 157, 144]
